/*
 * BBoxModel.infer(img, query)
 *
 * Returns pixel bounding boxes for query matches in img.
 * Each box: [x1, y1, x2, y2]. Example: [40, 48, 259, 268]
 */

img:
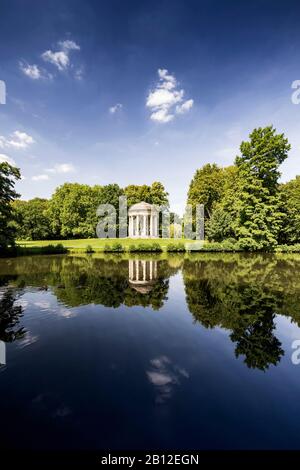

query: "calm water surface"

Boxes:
[0, 253, 300, 450]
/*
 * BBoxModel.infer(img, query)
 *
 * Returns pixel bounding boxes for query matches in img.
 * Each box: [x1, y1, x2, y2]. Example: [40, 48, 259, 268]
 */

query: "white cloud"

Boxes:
[0, 153, 16, 166]
[19, 62, 52, 80]
[42, 39, 80, 71]
[19, 62, 42, 79]
[109, 103, 123, 114]
[46, 163, 75, 174]
[176, 98, 194, 114]
[42, 50, 69, 71]
[0, 131, 35, 150]
[32, 174, 49, 181]
[158, 68, 177, 90]
[146, 68, 194, 123]
[150, 108, 174, 123]
[59, 40, 80, 51]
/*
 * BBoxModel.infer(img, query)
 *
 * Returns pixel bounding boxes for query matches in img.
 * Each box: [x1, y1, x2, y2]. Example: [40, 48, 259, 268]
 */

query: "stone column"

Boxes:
[143, 215, 146, 237]
[136, 215, 139, 237]
[150, 215, 153, 237]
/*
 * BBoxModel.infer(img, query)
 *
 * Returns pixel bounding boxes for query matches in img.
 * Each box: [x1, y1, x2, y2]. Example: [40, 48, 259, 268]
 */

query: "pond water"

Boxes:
[0, 253, 300, 450]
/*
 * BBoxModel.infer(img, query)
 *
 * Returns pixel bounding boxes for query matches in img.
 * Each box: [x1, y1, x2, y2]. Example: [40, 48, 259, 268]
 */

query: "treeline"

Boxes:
[188, 126, 300, 250]
[12, 181, 169, 240]
[1, 124, 300, 251]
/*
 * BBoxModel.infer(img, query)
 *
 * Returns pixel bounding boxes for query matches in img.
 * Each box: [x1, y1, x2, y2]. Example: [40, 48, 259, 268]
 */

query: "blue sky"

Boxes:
[0, 0, 300, 214]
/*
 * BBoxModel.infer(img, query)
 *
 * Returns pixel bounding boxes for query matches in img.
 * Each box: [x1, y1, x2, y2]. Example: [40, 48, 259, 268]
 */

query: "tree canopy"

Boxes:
[0, 162, 20, 251]
[124, 181, 169, 207]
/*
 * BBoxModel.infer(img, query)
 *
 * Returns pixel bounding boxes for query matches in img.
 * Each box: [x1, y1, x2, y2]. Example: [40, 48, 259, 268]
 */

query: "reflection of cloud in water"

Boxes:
[34, 301, 51, 309]
[14, 299, 29, 308]
[17, 332, 39, 349]
[31, 298, 76, 318]
[59, 308, 77, 318]
[53, 406, 72, 418]
[146, 356, 189, 404]
[31, 393, 72, 419]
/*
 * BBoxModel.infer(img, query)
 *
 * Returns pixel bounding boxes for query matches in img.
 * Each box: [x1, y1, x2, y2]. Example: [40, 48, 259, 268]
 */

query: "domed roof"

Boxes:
[128, 201, 158, 213]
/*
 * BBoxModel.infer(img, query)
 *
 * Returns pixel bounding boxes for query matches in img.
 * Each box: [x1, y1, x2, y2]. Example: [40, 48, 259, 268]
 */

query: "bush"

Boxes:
[166, 242, 186, 252]
[276, 244, 300, 253]
[103, 242, 124, 252]
[0, 243, 69, 257]
[128, 244, 137, 252]
[185, 240, 241, 252]
[39, 244, 68, 254]
[85, 245, 95, 254]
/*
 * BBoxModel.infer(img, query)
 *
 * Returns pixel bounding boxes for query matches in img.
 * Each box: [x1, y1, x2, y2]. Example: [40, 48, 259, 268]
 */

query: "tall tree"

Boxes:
[234, 126, 290, 250]
[280, 176, 300, 244]
[0, 162, 20, 251]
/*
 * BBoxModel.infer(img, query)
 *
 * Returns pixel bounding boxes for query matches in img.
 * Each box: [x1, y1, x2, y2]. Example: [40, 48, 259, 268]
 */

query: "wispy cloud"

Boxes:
[146, 68, 194, 123]
[41, 39, 80, 71]
[32, 174, 49, 181]
[0, 130, 35, 150]
[146, 356, 189, 404]
[109, 103, 123, 114]
[46, 163, 75, 174]
[74, 66, 84, 81]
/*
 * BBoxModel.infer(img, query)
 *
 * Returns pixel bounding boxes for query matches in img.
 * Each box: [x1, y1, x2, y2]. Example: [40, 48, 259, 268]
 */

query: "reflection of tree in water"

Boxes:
[1, 256, 178, 310]
[182, 254, 293, 370]
[231, 312, 283, 371]
[0, 288, 25, 343]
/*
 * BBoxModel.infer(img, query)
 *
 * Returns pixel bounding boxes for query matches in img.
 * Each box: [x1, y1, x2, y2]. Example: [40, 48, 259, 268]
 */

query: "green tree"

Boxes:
[206, 207, 234, 242]
[47, 183, 123, 239]
[234, 126, 290, 250]
[13, 198, 52, 240]
[187, 163, 225, 219]
[124, 181, 169, 207]
[47, 183, 101, 238]
[0, 162, 20, 251]
[280, 176, 300, 244]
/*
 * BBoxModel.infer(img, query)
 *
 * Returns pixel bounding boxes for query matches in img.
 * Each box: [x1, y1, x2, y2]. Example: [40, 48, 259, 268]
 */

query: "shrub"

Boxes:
[85, 245, 95, 254]
[103, 242, 124, 252]
[128, 244, 137, 252]
[1, 243, 69, 257]
[166, 242, 186, 252]
[40, 243, 68, 254]
[276, 244, 300, 253]
[185, 240, 241, 252]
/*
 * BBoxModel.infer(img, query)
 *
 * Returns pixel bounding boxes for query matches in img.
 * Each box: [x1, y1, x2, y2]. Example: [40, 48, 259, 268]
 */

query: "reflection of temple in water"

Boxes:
[128, 260, 158, 294]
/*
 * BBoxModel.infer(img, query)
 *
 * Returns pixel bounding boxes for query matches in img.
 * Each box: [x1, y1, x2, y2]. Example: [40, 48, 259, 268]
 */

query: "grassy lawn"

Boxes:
[17, 238, 201, 252]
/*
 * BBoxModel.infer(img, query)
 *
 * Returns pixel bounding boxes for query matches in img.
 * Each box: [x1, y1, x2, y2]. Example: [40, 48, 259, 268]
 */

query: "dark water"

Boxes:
[1, 253, 300, 450]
